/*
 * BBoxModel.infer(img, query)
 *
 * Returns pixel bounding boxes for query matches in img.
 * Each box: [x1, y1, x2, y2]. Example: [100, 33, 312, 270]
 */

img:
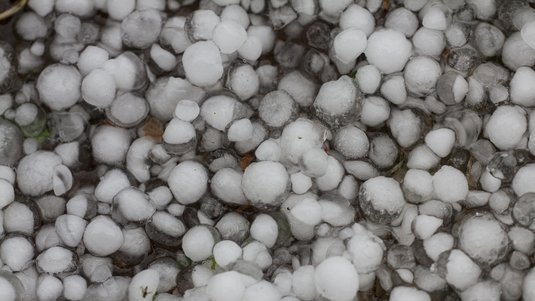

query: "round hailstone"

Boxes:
[91, 125, 132, 165]
[413, 215, 443, 240]
[121, 9, 162, 49]
[242, 161, 289, 208]
[510, 67, 535, 107]
[167, 161, 208, 205]
[81, 69, 116, 108]
[424, 128, 455, 158]
[114, 188, 155, 222]
[359, 176, 406, 224]
[402, 169, 433, 203]
[390, 286, 431, 301]
[107, 93, 149, 127]
[174, 99, 200, 122]
[280, 119, 324, 165]
[0, 276, 17, 301]
[83, 215, 124, 256]
[292, 265, 316, 300]
[432, 165, 469, 203]
[485, 105, 527, 150]
[243, 281, 281, 301]
[37, 64, 82, 111]
[200, 95, 240, 131]
[413, 27, 446, 57]
[404, 56, 442, 96]
[36, 246, 76, 274]
[259, 90, 297, 128]
[458, 213, 509, 265]
[521, 20, 535, 50]
[250, 214, 278, 248]
[228, 119, 254, 142]
[346, 231, 384, 273]
[238, 35, 263, 61]
[94, 169, 130, 203]
[357, 65, 381, 94]
[207, 271, 245, 301]
[63, 275, 87, 301]
[380, 75, 407, 105]
[333, 125, 369, 159]
[213, 21, 247, 54]
[290, 197, 322, 226]
[333, 28, 367, 63]
[291, 172, 312, 194]
[213, 240, 242, 267]
[365, 29, 412, 74]
[55, 214, 87, 247]
[314, 256, 359, 301]
[77, 45, 109, 76]
[512, 164, 535, 196]
[183, 41, 223, 87]
[440, 249, 481, 291]
[360, 96, 391, 127]
[36, 275, 63, 301]
[313, 75, 358, 128]
[423, 232, 454, 261]
[228, 64, 259, 101]
[0, 179, 14, 209]
[162, 118, 196, 146]
[182, 226, 216, 261]
[0, 236, 34, 271]
[422, 6, 447, 30]
[524, 268, 535, 300]
[128, 269, 159, 301]
[339, 4, 375, 36]
[16, 151, 62, 197]
[211, 168, 247, 205]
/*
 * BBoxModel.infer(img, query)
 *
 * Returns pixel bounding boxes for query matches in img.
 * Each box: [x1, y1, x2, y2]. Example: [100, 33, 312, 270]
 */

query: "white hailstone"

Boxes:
[242, 161, 289, 207]
[413, 28, 446, 57]
[346, 230, 384, 273]
[424, 128, 455, 158]
[278, 71, 317, 107]
[15, 103, 37, 126]
[357, 65, 381, 94]
[423, 232, 454, 261]
[235, 121, 267, 154]
[404, 56, 442, 96]
[192, 265, 213, 287]
[243, 281, 281, 301]
[121, 9, 162, 49]
[221, 4, 249, 28]
[522, 21, 535, 50]
[174, 100, 200, 122]
[128, 269, 160, 301]
[150, 44, 176, 71]
[182, 226, 215, 261]
[4, 202, 34, 235]
[300, 148, 328, 177]
[37, 275, 63, 301]
[243, 241, 272, 269]
[458, 214, 509, 265]
[333, 126, 369, 159]
[228, 119, 254, 142]
[512, 163, 535, 196]
[0, 166, 15, 184]
[360, 96, 391, 127]
[524, 267, 535, 300]
[460, 281, 501, 301]
[444, 249, 482, 291]
[255, 139, 281, 162]
[0, 275, 16, 301]
[316, 156, 345, 191]
[168, 161, 208, 205]
[313, 76, 357, 126]
[16, 151, 62, 196]
[95, 169, 130, 203]
[259, 90, 296, 128]
[359, 176, 406, 224]
[115, 188, 156, 222]
[183, 41, 223, 87]
[291, 172, 312, 194]
[280, 119, 324, 165]
[510, 67, 535, 107]
[37, 64, 81, 111]
[83, 216, 124, 256]
[37, 246, 75, 274]
[0, 236, 33, 271]
[200, 95, 239, 131]
[53, 164, 73, 196]
[315, 256, 359, 301]
[333, 28, 367, 63]
[63, 275, 87, 301]
[206, 271, 245, 301]
[55, 0, 94, 16]
[189, 10, 220, 40]
[407, 144, 440, 170]
[389, 109, 421, 148]
[338, 175, 358, 200]
[213, 21, 247, 54]
[365, 29, 412, 74]
[16, 12, 47, 41]
[432, 165, 468, 203]
[211, 168, 247, 205]
[422, 6, 447, 30]
[250, 214, 278, 248]
[247, 25, 276, 54]
[412, 215, 443, 240]
[120, 227, 151, 258]
[238, 35, 263, 61]
[319, 198, 355, 227]
[108, 93, 148, 126]
[509, 226, 535, 255]
[273, 270, 293, 296]
[163, 118, 196, 145]
[290, 197, 322, 226]
[28, 0, 54, 16]
[229, 68, 259, 103]
[466, 0, 496, 20]
[126, 138, 155, 184]
[54, 142, 79, 168]
[77, 46, 109, 76]
[385, 7, 419, 37]
[339, 4, 375, 36]
[91, 125, 131, 165]
[485, 105, 527, 150]
[390, 286, 430, 301]
[379, 76, 406, 106]
[292, 265, 316, 300]
[0, 179, 14, 209]
[55, 214, 87, 247]
[402, 169, 433, 203]
[213, 240, 242, 267]
[107, 0, 135, 20]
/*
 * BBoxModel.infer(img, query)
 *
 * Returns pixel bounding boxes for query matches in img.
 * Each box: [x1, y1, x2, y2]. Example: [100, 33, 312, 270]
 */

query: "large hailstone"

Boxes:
[364, 29, 412, 74]
[358, 176, 406, 224]
[314, 256, 359, 301]
[183, 41, 223, 87]
[16, 151, 63, 196]
[167, 160, 208, 205]
[242, 161, 289, 208]
[37, 64, 82, 111]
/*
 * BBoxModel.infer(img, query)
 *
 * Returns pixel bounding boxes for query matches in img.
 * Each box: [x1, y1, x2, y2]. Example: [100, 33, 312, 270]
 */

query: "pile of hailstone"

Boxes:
[4, 0, 535, 300]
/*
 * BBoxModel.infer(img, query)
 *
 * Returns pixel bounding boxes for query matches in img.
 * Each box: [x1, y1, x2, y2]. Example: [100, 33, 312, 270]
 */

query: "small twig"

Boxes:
[0, 0, 28, 21]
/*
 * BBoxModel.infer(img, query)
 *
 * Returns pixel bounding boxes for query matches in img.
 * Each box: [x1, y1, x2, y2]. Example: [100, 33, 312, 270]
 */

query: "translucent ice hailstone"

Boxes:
[167, 160, 208, 205]
[183, 41, 224, 87]
[37, 64, 82, 111]
[16, 151, 62, 196]
[242, 161, 289, 207]
[213, 21, 247, 54]
[365, 29, 412, 74]
[314, 256, 359, 301]
[333, 28, 367, 63]
[81, 68, 116, 108]
[485, 105, 527, 150]
[432, 165, 468, 203]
